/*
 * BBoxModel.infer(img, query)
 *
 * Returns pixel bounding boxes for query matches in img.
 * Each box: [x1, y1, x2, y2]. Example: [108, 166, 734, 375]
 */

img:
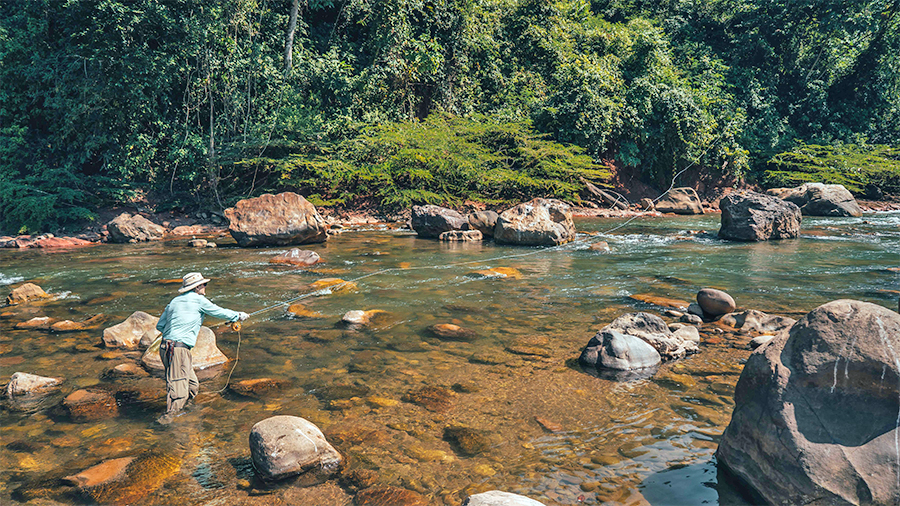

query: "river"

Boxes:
[1, 211, 898, 505]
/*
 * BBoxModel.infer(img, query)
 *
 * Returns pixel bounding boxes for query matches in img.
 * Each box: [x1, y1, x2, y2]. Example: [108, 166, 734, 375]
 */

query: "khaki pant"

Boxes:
[160, 341, 198, 413]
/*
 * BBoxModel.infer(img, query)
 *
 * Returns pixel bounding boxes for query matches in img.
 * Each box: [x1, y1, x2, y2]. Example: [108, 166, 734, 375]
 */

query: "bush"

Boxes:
[765, 143, 900, 196]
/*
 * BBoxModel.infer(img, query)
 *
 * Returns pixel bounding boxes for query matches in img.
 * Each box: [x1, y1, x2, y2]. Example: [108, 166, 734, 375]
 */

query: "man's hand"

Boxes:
[237, 312, 249, 321]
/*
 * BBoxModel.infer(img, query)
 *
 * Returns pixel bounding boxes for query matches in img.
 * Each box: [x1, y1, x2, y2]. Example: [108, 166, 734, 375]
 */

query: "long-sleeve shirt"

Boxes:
[156, 291, 240, 348]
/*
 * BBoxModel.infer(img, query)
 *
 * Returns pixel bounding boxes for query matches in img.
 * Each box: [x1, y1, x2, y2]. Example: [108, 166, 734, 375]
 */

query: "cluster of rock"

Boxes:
[767, 182, 863, 217]
[411, 198, 576, 246]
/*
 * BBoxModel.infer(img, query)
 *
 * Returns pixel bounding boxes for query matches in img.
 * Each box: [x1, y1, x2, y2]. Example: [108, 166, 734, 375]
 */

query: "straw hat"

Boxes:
[178, 272, 211, 293]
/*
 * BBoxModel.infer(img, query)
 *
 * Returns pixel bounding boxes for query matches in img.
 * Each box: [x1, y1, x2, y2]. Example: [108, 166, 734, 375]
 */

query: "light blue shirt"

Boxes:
[156, 291, 240, 348]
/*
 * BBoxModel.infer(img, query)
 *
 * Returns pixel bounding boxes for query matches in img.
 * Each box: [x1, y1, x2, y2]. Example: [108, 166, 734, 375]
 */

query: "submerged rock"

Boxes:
[309, 278, 358, 294]
[107, 213, 166, 243]
[579, 330, 661, 373]
[428, 323, 478, 342]
[63, 450, 180, 505]
[719, 310, 796, 334]
[6, 283, 51, 305]
[603, 312, 698, 360]
[464, 490, 547, 506]
[6, 372, 62, 396]
[249, 415, 343, 482]
[718, 191, 801, 241]
[51, 314, 108, 332]
[225, 192, 328, 247]
[717, 300, 900, 505]
[140, 327, 227, 371]
[341, 309, 387, 328]
[403, 385, 455, 412]
[444, 425, 492, 456]
[229, 378, 291, 398]
[15, 316, 57, 330]
[62, 389, 119, 422]
[102, 311, 161, 349]
[355, 485, 429, 506]
[410, 205, 467, 239]
[494, 198, 575, 246]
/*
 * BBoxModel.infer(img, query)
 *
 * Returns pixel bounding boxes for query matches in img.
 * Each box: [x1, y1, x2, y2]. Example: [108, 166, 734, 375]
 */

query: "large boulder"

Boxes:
[654, 187, 704, 215]
[6, 372, 62, 396]
[141, 327, 227, 371]
[464, 491, 547, 506]
[493, 198, 575, 246]
[410, 205, 467, 239]
[107, 213, 166, 243]
[224, 192, 327, 247]
[467, 210, 499, 238]
[717, 300, 900, 505]
[603, 312, 698, 360]
[249, 415, 343, 482]
[775, 182, 863, 217]
[6, 283, 50, 305]
[718, 191, 802, 241]
[102, 311, 161, 349]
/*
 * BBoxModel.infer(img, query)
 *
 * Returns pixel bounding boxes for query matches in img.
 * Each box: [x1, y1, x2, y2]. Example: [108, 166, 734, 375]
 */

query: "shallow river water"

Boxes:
[1, 212, 898, 505]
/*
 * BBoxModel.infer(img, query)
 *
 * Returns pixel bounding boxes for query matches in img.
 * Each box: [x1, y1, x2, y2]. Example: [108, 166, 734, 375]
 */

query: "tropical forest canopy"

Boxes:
[1, 0, 898, 233]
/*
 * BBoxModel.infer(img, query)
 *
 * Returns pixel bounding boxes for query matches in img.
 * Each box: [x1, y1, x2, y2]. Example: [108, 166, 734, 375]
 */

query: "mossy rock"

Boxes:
[402, 385, 455, 412]
[443, 425, 491, 456]
[355, 485, 429, 506]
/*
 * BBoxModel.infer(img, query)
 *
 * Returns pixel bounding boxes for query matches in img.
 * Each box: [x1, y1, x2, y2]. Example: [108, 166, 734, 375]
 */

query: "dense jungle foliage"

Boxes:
[1, 0, 898, 233]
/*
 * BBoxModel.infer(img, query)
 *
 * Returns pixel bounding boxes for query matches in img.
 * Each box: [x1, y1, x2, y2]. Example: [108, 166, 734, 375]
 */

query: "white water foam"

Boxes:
[0, 274, 24, 286]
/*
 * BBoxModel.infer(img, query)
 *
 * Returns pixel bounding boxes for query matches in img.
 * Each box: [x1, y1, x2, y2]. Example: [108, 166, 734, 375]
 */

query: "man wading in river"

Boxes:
[156, 272, 248, 424]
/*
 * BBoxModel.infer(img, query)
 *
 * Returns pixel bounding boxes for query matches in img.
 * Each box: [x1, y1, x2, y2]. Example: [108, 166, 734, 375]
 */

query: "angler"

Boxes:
[155, 272, 249, 424]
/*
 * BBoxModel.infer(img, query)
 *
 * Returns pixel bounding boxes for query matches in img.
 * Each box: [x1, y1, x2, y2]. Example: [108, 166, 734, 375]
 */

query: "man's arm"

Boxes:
[156, 304, 170, 333]
[198, 296, 241, 322]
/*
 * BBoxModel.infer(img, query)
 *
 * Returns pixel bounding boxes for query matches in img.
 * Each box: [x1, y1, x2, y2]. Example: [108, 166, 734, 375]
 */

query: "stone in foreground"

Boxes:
[696, 288, 736, 316]
[6, 372, 62, 396]
[718, 191, 801, 241]
[464, 490, 547, 506]
[225, 192, 327, 247]
[249, 415, 342, 482]
[102, 311, 160, 349]
[717, 300, 900, 505]
[494, 198, 575, 246]
[6, 283, 51, 305]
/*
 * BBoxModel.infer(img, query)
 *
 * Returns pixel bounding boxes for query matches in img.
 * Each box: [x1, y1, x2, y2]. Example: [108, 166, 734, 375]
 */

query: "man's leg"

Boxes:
[166, 347, 193, 413]
[187, 352, 199, 402]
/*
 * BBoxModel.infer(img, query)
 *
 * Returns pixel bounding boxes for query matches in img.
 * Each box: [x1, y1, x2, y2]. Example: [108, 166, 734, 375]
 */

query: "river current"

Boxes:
[1, 212, 898, 505]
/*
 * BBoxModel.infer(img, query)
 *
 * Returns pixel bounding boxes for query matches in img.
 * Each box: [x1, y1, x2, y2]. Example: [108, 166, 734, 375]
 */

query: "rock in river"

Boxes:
[6, 372, 62, 396]
[579, 330, 661, 375]
[718, 191, 801, 241]
[249, 415, 343, 482]
[6, 282, 50, 305]
[62, 450, 180, 505]
[107, 213, 166, 243]
[654, 187, 704, 215]
[410, 204, 467, 239]
[141, 326, 227, 372]
[773, 182, 863, 217]
[493, 198, 575, 246]
[464, 490, 547, 506]
[467, 210, 499, 238]
[355, 485, 429, 506]
[102, 311, 161, 349]
[603, 312, 698, 360]
[717, 300, 900, 505]
[269, 248, 321, 266]
[696, 288, 736, 316]
[225, 192, 328, 247]
[63, 388, 119, 422]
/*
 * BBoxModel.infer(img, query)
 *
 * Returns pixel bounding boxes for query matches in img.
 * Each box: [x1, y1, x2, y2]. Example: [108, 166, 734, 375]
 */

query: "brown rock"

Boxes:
[6, 372, 63, 396]
[269, 248, 321, 266]
[355, 485, 429, 506]
[410, 205, 467, 239]
[63, 389, 119, 422]
[590, 241, 611, 252]
[287, 303, 325, 318]
[494, 198, 576, 246]
[107, 213, 166, 243]
[51, 314, 109, 332]
[188, 238, 208, 248]
[655, 187, 704, 215]
[225, 192, 327, 247]
[439, 230, 483, 242]
[628, 293, 690, 311]
[6, 283, 51, 305]
[444, 425, 491, 456]
[468, 267, 523, 279]
[428, 323, 478, 342]
[102, 311, 161, 349]
[229, 378, 291, 397]
[141, 327, 227, 371]
[63, 456, 134, 487]
[403, 385, 455, 412]
[309, 278, 358, 294]
[30, 236, 94, 248]
[64, 451, 180, 505]
[15, 316, 57, 330]
[696, 288, 736, 316]
[106, 363, 149, 378]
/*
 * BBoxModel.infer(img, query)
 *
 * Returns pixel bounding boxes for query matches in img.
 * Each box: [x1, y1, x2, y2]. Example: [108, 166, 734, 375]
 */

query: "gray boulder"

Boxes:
[579, 330, 661, 371]
[718, 191, 801, 241]
[224, 192, 327, 247]
[494, 198, 575, 246]
[696, 288, 736, 316]
[467, 210, 499, 238]
[464, 490, 547, 505]
[654, 187, 704, 215]
[776, 183, 863, 217]
[102, 311, 160, 349]
[604, 312, 698, 360]
[719, 310, 796, 335]
[249, 415, 343, 482]
[107, 213, 166, 243]
[410, 205, 467, 239]
[717, 300, 900, 505]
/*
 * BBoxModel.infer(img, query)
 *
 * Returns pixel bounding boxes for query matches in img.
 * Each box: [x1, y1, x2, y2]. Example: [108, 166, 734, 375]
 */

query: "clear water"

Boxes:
[1, 212, 898, 505]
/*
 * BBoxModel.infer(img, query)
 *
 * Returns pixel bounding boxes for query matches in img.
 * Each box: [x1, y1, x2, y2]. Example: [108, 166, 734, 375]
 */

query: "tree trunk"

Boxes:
[284, 0, 300, 74]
